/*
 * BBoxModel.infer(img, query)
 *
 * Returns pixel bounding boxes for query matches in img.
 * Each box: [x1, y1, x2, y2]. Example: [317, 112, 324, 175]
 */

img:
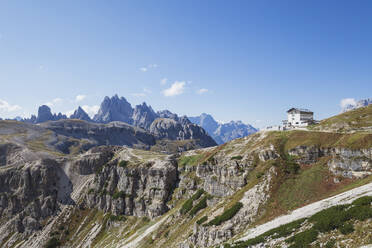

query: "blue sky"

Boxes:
[0, 0, 371, 128]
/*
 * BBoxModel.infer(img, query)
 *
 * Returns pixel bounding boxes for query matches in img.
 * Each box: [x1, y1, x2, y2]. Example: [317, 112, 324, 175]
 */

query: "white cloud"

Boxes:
[0, 99, 21, 112]
[340, 98, 357, 108]
[140, 64, 158, 72]
[81, 105, 100, 118]
[75, 94, 87, 102]
[148, 64, 158, 68]
[196, 88, 208, 95]
[45, 98, 63, 107]
[162, 81, 186, 97]
[65, 109, 75, 117]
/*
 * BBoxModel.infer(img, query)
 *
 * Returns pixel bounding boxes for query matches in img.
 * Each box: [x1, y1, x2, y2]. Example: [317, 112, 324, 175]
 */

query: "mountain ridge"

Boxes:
[189, 113, 258, 144]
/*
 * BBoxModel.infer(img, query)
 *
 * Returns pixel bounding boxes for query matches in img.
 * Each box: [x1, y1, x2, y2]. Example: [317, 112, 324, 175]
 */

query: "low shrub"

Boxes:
[112, 191, 126, 199]
[196, 216, 208, 225]
[118, 160, 128, 168]
[190, 196, 207, 216]
[109, 214, 126, 222]
[231, 155, 243, 160]
[286, 228, 318, 248]
[352, 196, 372, 206]
[310, 205, 350, 232]
[87, 188, 95, 194]
[347, 205, 372, 221]
[339, 222, 354, 235]
[180, 199, 193, 214]
[181, 189, 205, 215]
[207, 202, 243, 226]
[325, 239, 336, 248]
[44, 237, 60, 248]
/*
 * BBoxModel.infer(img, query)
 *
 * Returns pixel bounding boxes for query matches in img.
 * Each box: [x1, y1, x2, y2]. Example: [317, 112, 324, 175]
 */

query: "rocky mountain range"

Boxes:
[189, 113, 258, 144]
[20, 95, 257, 146]
[342, 98, 372, 112]
[21, 95, 217, 151]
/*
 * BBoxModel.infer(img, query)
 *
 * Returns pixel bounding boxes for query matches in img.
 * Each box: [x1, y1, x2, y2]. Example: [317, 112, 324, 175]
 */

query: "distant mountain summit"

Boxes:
[70, 106, 91, 122]
[342, 98, 372, 112]
[189, 113, 257, 144]
[93, 95, 133, 123]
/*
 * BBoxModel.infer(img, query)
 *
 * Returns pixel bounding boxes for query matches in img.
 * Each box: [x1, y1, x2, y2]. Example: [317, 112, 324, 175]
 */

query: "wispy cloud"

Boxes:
[160, 78, 167, 85]
[131, 88, 152, 97]
[196, 88, 208, 95]
[162, 81, 186, 97]
[75, 94, 87, 102]
[0, 99, 21, 112]
[340, 98, 356, 109]
[45, 98, 63, 107]
[81, 105, 100, 118]
[140, 64, 158, 72]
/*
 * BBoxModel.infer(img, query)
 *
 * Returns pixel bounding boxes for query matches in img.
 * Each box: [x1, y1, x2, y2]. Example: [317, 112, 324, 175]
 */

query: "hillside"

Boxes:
[0, 107, 371, 247]
[312, 104, 372, 132]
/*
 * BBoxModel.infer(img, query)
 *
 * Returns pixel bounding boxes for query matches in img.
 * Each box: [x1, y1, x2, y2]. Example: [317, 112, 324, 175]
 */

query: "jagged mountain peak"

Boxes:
[70, 106, 91, 122]
[93, 95, 133, 124]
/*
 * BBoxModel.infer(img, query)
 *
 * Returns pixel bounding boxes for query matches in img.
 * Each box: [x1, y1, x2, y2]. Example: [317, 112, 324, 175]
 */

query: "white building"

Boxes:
[283, 108, 314, 127]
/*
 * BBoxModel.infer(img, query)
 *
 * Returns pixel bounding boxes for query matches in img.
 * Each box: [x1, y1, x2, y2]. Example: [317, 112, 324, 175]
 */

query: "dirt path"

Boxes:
[238, 182, 372, 242]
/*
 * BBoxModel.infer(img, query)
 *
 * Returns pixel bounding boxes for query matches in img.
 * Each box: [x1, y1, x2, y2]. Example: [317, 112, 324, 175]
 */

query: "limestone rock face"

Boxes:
[93, 95, 134, 124]
[149, 118, 217, 147]
[35, 105, 67, 123]
[70, 106, 92, 122]
[41, 119, 156, 150]
[0, 159, 60, 234]
[288, 146, 372, 178]
[132, 103, 158, 129]
[85, 154, 178, 219]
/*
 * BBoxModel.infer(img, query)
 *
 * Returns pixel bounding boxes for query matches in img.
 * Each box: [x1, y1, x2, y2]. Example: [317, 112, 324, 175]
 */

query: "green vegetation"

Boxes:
[88, 188, 95, 194]
[325, 240, 336, 248]
[189, 196, 208, 216]
[109, 214, 126, 222]
[207, 202, 243, 226]
[285, 228, 319, 248]
[231, 155, 243, 160]
[232, 219, 306, 248]
[178, 154, 203, 167]
[44, 237, 60, 248]
[112, 191, 126, 199]
[180, 189, 205, 214]
[339, 222, 354, 235]
[196, 216, 208, 225]
[315, 104, 372, 131]
[232, 195, 372, 248]
[118, 160, 128, 168]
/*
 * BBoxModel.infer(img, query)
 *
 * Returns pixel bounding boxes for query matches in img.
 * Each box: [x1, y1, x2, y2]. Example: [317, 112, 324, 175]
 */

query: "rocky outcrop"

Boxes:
[150, 118, 217, 148]
[85, 154, 178, 219]
[132, 103, 158, 129]
[40, 119, 156, 150]
[0, 159, 61, 235]
[70, 106, 92, 122]
[93, 95, 134, 124]
[35, 105, 67, 123]
[288, 146, 372, 178]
